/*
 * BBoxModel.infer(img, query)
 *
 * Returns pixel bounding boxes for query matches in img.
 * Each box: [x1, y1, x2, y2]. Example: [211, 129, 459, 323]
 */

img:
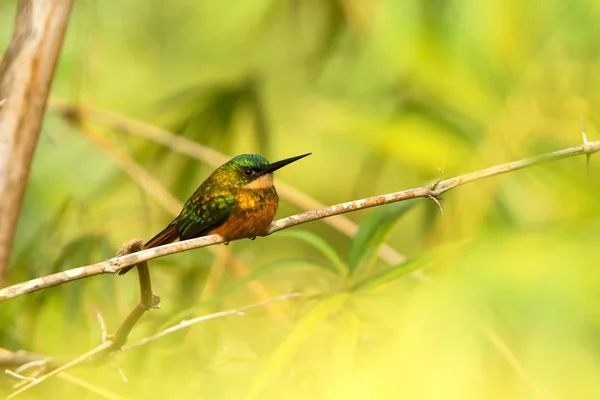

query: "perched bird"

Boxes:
[119, 153, 311, 275]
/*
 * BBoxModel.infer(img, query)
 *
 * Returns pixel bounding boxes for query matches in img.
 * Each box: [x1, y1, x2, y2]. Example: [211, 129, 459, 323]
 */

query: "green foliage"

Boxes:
[348, 201, 416, 280]
[352, 239, 472, 292]
[277, 230, 347, 276]
[3, 0, 600, 399]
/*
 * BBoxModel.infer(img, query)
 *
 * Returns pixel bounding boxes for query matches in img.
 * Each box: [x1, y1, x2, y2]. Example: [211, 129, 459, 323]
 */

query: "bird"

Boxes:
[119, 153, 311, 275]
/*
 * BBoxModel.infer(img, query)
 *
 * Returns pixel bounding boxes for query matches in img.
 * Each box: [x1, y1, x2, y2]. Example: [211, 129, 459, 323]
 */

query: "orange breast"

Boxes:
[208, 190, 278, 240]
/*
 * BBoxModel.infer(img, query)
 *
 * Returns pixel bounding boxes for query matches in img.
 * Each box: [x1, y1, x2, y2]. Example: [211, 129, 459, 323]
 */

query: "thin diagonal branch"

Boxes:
[0, 137, 598, 301]
[123, 292, 303, 351]
[6, 293, 303, 398]
[478, 324, 555, 399]
[5, 239, 159, 398]
[53, 373, 124, 400]
[74, 118, 182, 215]
[6, 365, 122, 400]
[6, 342, 112, 399]
[50, 100, 407, 265]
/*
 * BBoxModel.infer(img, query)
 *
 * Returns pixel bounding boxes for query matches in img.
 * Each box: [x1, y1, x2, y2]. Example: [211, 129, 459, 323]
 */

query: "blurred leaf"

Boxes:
[394, 84, 482, 145]
[159, 77, 269, 153]
[308, 0, 346, 65]
[10, 198, 74, 278]
[352, 257, 427, 293]
[353, 239, 472, 292]
[145, 77, 272, 198]
[162, 259, 332, 328]
[348, 201, 417, 280]
[246, 76, 271, 154]
[277, 230, 347, 276]
[245, 293, 348, 400]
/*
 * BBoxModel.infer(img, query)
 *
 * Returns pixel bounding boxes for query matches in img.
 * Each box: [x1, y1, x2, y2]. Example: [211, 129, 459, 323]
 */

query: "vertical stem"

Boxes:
[109, 239, 160, 351]
[0, 0, 75, 286]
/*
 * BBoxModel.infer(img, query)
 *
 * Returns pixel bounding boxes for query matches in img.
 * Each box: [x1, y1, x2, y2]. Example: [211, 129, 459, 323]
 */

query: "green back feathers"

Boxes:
[176, 154, 271, 240]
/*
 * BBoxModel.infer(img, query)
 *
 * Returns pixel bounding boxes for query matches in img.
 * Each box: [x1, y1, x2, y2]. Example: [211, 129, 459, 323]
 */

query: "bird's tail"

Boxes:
[118, 220, 179, 275]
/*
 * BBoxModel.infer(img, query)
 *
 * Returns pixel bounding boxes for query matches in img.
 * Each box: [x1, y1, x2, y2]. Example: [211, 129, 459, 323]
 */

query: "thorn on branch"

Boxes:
[579, 117, 589, 146]
[429, 176, 442, 192]
[579, 117, 591, 177]
[428, 195, 444, 216]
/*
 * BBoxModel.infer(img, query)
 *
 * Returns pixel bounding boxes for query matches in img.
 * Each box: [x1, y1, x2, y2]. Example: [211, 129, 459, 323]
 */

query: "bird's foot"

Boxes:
[250, 236, 256, 241]
[224, 241, 230, 246]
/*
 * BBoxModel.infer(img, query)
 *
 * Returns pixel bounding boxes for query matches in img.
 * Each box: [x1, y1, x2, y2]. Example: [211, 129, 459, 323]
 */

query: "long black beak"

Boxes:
[260, 153, 311, 175]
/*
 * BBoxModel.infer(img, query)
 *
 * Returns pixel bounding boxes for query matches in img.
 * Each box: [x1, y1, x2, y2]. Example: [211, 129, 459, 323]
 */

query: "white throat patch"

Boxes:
[243, 173, 274, 189]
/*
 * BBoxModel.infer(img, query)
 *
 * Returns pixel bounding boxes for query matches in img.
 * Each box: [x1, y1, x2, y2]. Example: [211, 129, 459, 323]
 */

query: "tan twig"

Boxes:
[479, 324, 556, 400]
[1, 137, 598, 302]
[5, 369, 32, 382]
[6, 358, 121, 399]
[76, 119, 181, 215]
[49, 100, 407, 266]
[427, 195, 444, 215]
[108, 358, 128, 383]
[6, 293, 301, 398]
[55, 372, 124, 400]
[7, 342, 112, 399]
[5, 241, 158, 398]
[4, 358, 51, 390]
[108, 239, 160, 352]
[14, 358, 49, 375]
[10, 358, 51, 390]
[95, 308, 109, 343]
[6, 240, 158, 399]
[123, 292, 303, 351]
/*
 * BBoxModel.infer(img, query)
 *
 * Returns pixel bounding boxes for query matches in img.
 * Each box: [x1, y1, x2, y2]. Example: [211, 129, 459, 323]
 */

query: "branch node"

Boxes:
[429, 176, 442, 192]
[0, 99, 5, 109]
[428, 195, 444, 216]
[579, 117, 592, 176]
[151, 294, 161, 309]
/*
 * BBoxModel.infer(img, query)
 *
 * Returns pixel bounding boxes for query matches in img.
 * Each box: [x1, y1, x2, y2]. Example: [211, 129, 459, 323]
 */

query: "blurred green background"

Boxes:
[2, 0, 600, 399]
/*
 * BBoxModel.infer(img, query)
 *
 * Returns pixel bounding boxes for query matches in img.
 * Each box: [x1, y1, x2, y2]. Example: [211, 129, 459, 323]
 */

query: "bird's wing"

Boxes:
[176, 188, 237, 241]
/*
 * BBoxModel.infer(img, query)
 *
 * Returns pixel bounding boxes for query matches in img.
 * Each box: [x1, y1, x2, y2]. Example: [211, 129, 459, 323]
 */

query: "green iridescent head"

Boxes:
[214, 153, 311, 187]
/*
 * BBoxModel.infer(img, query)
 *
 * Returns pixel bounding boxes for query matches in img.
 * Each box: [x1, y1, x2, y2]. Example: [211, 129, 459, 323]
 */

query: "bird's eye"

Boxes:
[244, 168, 254, 176]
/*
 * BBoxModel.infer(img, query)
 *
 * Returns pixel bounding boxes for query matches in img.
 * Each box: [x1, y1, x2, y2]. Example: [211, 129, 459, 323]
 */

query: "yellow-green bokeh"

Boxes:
[2, 0, 600, 399]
